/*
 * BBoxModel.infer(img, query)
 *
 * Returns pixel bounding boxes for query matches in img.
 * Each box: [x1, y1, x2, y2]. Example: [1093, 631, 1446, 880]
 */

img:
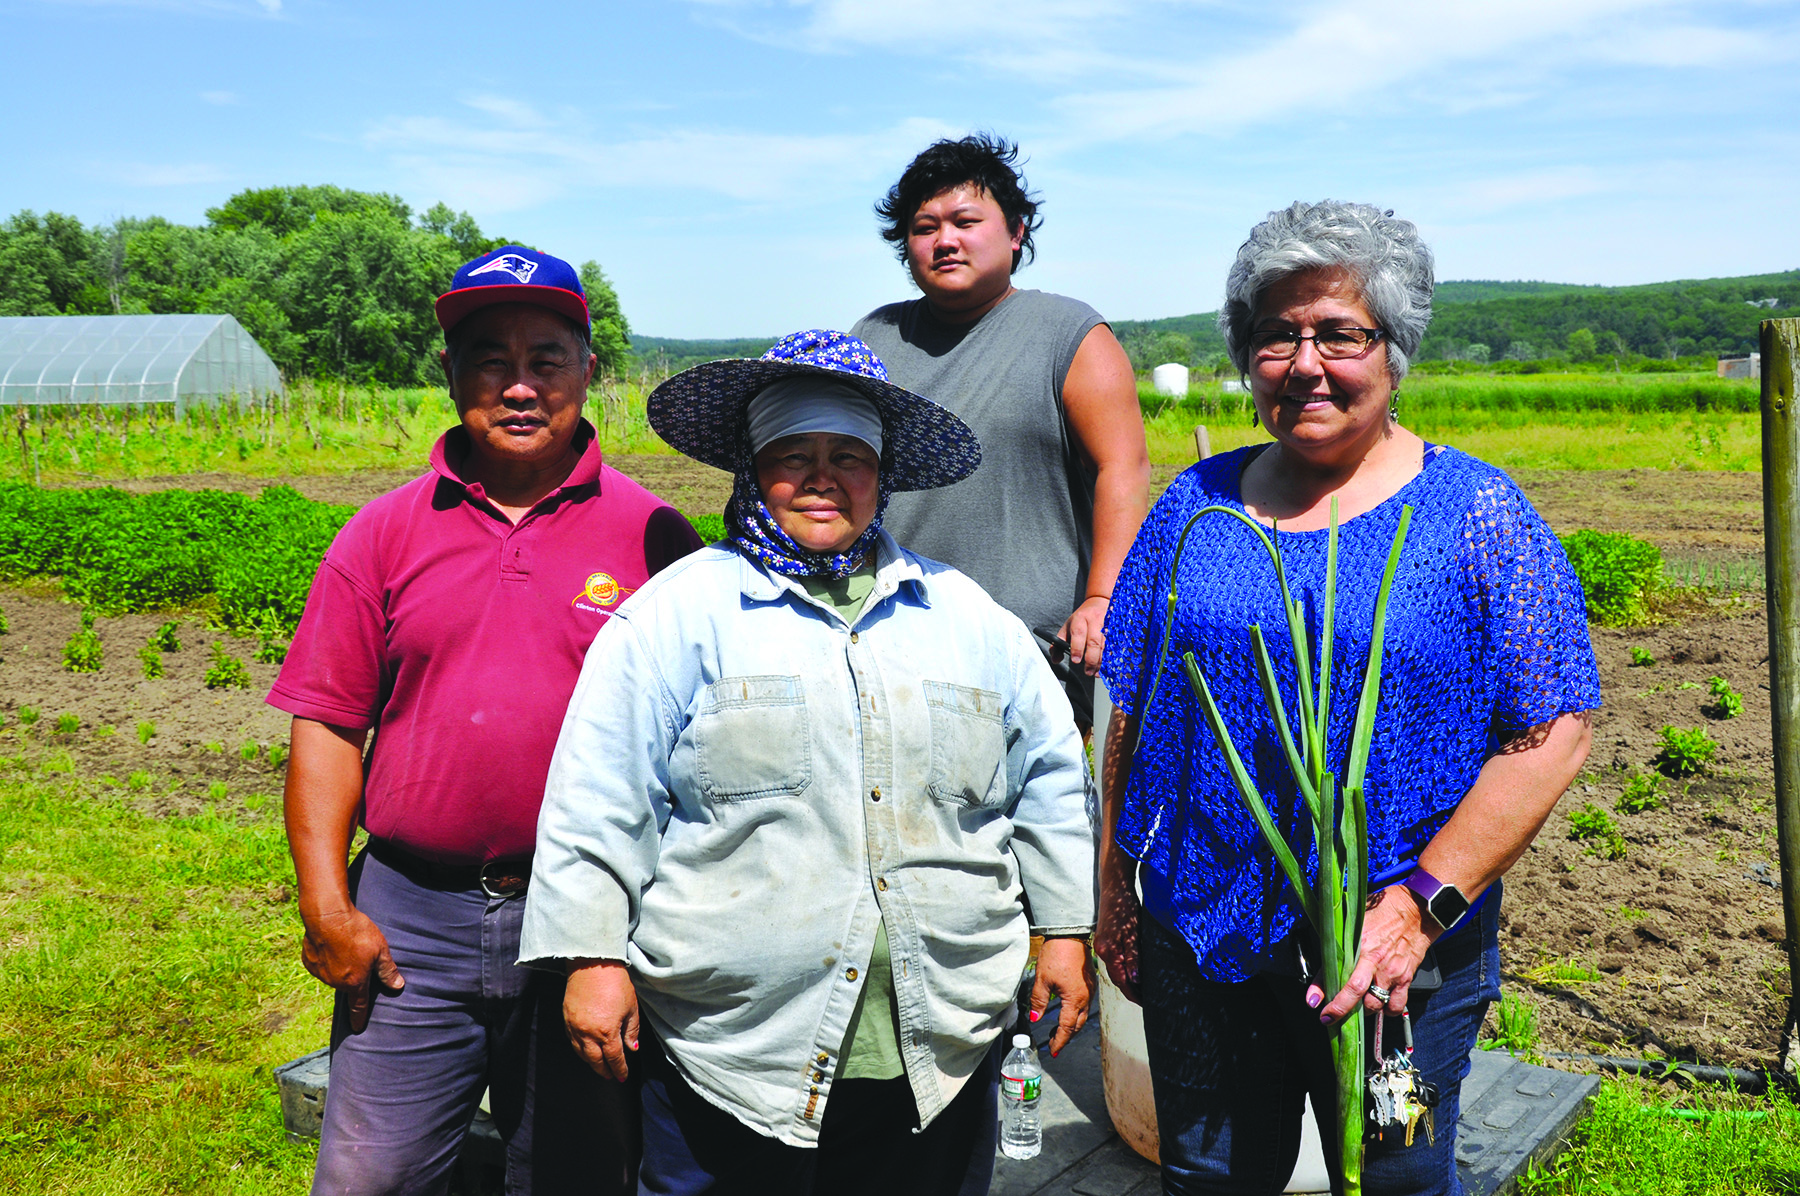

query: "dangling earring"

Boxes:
[1250, 408, 1259, 428]
[1389, 390, 1400, 422]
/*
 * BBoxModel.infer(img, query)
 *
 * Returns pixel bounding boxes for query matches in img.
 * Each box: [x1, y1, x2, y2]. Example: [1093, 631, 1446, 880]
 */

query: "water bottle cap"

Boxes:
[1012, 1033, 1031, 1048]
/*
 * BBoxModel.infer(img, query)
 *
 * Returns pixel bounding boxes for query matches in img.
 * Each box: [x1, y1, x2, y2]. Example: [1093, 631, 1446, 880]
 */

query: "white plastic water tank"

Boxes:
[1151, 363, 1189, 397]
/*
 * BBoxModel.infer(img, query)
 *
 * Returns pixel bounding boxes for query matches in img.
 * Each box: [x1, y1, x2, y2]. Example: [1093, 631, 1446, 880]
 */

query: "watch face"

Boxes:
[1428, 885, 1471, 929]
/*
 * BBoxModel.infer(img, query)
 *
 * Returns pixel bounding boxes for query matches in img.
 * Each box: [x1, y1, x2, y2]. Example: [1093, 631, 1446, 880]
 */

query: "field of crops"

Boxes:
[0, 368, 1767, 492]
[0, 365, 1786, 1194]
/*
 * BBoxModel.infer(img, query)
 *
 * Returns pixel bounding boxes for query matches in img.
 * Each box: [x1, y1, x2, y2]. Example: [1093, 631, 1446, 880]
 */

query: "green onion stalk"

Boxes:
[1140, 498, 1412, 1196]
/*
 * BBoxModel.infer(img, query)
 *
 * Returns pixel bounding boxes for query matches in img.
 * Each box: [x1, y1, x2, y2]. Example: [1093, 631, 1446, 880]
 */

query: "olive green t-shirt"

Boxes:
[799, 564, 904, 1081]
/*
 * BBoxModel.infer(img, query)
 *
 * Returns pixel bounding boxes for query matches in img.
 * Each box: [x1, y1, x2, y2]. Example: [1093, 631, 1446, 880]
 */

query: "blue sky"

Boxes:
[4, 0, 1798, 337]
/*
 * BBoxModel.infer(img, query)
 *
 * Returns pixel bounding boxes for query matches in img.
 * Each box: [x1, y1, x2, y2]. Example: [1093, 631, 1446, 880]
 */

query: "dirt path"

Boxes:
[7, 461, 1784, 1070]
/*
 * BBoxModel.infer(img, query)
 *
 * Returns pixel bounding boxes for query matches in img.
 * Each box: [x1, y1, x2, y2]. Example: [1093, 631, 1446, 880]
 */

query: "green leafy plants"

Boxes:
[690, 513, 726, 543]
[138, 643, 164, 679]
[267, 741, 288, 771]
[136, 720, 156, 744]
[126, 770, 151, 790]
[53, 712, 80, 735]
[0, 602, 8, 634]
[62, 609, 103, 673]
[239, 740, 259, 762]
[1521, 956, 1604, 986]
[1480, 992, 1539, 1056]
[1568, 803, 1627, 859]
[18, 705, 39, 727]
[203, 741, 224, 755]
[1616, 772, 1662, 815]
[1706, 675, 1743, 720]
[95, 725, 115, 738]
[207, 781, 229, 801]
[1151, 496, 1412, 1195]
[1560, 530, 1662, 626]
[1656, 725, 1718, 777]
[149, 621, 181, 652]
[1628, 646, 1655, 667]
[253, 634, 289, 665]
[202, 642, 251, 690]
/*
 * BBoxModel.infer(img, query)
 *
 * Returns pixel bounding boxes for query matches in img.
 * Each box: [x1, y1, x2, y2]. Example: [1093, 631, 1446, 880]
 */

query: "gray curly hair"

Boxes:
[1218, 200, 1434, 385]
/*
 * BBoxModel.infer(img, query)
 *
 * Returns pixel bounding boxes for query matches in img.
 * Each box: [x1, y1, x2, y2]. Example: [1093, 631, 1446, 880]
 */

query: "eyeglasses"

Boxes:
[1248, 327, 1385, 360]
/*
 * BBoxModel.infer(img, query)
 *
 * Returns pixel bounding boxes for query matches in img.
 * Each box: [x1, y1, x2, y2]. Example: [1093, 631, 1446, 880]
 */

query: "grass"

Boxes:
[1144, 373, 1762, 470]
[0, 369, 1766, 488]
[1522, 1078, 1800, 1194]
[0, 769, 321, 1192]
[0, 372, 675, 487]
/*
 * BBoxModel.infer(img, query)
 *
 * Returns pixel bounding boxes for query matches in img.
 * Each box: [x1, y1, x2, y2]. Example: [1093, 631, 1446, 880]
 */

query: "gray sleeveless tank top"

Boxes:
[852, 288, 1103, 645]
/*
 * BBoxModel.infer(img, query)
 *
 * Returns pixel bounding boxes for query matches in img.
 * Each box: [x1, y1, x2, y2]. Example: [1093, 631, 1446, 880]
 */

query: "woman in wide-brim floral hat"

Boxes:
[518, 329, 1097, 1195]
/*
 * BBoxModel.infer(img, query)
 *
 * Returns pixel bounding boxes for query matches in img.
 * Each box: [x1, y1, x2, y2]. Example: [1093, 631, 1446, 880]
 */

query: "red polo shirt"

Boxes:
[268, 421, 701, 863]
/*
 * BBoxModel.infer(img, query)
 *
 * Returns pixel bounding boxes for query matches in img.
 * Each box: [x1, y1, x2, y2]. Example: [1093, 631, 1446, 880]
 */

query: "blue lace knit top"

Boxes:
[1099, 445, 1601, 983]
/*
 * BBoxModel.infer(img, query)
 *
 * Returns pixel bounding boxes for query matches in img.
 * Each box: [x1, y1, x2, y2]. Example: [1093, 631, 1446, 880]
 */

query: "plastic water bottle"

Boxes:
[1000, 1032, 1043, 1160]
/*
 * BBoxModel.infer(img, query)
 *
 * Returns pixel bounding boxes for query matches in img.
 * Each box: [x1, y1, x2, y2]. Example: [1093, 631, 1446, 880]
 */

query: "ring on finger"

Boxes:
[1367, 984, 1391, 1005]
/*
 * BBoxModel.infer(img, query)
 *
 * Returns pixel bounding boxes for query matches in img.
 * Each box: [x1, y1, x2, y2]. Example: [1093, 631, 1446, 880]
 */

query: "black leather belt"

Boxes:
[367, 839, 531, 898]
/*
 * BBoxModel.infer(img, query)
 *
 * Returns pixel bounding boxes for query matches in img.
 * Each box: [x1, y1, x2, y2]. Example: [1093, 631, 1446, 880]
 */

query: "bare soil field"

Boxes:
[5, 462, 1782, 1071]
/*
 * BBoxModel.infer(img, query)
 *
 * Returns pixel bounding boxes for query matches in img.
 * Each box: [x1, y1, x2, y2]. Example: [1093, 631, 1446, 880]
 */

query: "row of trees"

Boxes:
[1111, 270, 1796, 372]
[0, 186, 631, 385]
[1418, 274, 1797, 363]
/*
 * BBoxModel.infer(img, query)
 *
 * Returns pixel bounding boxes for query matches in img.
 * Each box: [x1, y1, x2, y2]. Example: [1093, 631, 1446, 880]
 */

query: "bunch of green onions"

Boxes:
[1142, 497, 1412, 1196]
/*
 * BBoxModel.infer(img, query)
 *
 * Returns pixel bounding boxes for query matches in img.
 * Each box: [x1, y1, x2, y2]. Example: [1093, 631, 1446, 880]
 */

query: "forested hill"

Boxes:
[627, 336, 778, 373]
[1108, 269, 1800, 370]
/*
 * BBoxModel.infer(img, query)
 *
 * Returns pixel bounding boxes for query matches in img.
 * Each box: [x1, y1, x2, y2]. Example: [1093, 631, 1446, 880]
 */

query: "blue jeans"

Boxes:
[311, 848, 634, 1196]
[1139, 889, 1502, 1196]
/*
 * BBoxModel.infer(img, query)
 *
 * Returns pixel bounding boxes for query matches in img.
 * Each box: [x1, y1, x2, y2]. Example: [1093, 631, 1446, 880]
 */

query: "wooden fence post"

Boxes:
[1762, 317, 1800, 1068]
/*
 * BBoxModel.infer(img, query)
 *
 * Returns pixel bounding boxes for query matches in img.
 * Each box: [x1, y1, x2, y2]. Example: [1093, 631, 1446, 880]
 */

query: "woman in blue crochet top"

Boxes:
[1096, 201, 1600, 1195]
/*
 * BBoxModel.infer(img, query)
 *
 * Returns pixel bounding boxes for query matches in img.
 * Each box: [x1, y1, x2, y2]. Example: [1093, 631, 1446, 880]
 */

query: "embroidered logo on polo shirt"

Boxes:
[572, 571, 635, 613]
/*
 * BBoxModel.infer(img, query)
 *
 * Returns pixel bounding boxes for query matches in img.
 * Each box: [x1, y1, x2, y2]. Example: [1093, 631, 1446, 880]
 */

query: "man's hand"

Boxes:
[301, 906, 404, 1033]
[565, 960, 639, 1081]
[1058, 595, 1111, 677]
[1030, 937, 1095, 1057]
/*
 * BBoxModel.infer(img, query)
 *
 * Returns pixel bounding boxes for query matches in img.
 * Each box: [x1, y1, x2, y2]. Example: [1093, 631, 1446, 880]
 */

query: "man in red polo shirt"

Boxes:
[270, 246, 700, 1195]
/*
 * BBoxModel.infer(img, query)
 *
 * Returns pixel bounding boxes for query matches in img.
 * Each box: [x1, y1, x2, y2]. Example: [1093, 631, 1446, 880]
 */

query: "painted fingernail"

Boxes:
[1306, 990, 1323, 1009]
[1029, 1010, 1041, 1022]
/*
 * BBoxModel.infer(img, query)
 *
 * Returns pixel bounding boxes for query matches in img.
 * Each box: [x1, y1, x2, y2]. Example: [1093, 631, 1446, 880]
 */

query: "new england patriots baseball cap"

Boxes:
[435, 246, 589, 335]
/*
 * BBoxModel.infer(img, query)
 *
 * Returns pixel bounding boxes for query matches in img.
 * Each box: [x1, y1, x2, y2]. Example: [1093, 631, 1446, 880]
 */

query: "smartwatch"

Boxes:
[1403, 868, 1471, 933]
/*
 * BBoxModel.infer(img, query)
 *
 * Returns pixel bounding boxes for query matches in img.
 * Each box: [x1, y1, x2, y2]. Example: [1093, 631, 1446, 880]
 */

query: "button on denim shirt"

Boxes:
[519, 533, 1096, 1147]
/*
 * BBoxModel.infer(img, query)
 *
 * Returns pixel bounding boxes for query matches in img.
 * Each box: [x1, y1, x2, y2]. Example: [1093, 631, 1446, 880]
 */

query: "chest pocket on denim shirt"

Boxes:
[694, 675, 811, 801]
[924, 680, 1006, 808]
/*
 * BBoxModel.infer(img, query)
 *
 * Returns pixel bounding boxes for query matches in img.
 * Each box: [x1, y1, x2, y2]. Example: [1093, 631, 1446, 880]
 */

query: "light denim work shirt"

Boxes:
[519, 532, 1096, 1146]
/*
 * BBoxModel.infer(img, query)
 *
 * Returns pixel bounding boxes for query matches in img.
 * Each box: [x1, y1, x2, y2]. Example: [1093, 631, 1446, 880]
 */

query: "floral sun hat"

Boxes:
[646, 329, 981, 492]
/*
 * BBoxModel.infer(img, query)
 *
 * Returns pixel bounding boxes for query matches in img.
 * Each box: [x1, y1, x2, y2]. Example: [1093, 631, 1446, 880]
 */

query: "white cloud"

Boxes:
[364, 96, 956, 210]
[682, 0, 1156, 79]
[109, 161, 229, 186]
[200, 90, 237, 105]
[1054, 0, 1697, 141]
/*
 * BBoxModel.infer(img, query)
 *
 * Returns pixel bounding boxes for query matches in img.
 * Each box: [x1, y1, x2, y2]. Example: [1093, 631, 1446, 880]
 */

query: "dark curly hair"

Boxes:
[875, 134, 1043, 272]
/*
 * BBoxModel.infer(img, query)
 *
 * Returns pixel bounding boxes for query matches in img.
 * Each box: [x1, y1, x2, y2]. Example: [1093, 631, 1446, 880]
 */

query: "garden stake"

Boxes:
[1760, 316, 1800, 1070]
[1146, 496, 1412, 1196]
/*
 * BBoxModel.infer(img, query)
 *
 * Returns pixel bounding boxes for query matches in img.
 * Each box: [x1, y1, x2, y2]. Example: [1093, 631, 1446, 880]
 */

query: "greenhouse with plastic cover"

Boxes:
[0, 314, 283, 415]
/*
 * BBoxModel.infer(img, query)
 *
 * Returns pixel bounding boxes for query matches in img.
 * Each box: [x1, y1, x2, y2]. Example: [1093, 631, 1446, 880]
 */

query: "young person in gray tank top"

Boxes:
[851, 136, 1149, 731]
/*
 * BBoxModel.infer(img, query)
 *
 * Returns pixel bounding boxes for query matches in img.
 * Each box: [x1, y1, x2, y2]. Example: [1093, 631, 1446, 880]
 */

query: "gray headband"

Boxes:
[746, 377, 884, 458]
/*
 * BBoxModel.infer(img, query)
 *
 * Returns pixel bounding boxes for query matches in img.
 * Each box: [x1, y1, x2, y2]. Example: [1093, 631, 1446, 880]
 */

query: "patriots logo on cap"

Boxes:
[468, 253, 539, 284]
